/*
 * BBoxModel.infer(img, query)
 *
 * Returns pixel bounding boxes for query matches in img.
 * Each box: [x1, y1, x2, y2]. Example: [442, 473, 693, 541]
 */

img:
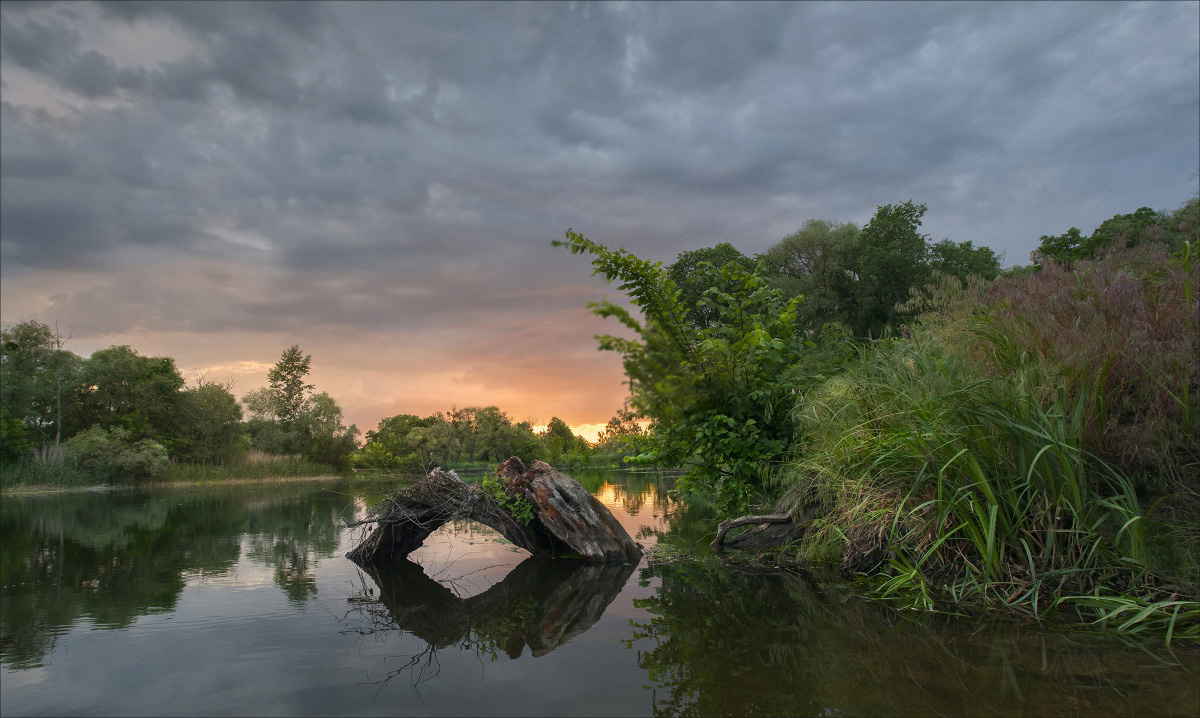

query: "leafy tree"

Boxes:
[594, 407, 649, 464]
[242, 346, 355, 463]
[667, 243, 758, 330]
[300, 392, 359, 467]
[556, 230, 806, 512]
[1, 321, 82, 446]
[854, 201, 930, 337]
[760, 219, 861, 333]
[70, 346, 185, 444]
[0, 412, 33, 463]
[539, 416, 589, 464]
[173, 379, 247, 464]
[267, 345, 314, 426]
[359, 413, 434, 470]
[927, 238, 1000, 286]
[1033, 201, 1195, 265]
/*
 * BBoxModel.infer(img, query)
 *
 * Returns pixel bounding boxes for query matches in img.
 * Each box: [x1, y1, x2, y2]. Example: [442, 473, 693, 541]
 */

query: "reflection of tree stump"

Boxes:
[346, 458, 641, 565]
[357, 556, 636, 658]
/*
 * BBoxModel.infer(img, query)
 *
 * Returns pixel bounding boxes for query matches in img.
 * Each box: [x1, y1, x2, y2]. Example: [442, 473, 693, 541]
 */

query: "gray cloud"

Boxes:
[2, 0, 1197, 428]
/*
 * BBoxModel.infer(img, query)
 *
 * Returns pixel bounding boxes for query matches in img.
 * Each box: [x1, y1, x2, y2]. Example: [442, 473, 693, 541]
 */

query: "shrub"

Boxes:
[64, 426, 169, 481]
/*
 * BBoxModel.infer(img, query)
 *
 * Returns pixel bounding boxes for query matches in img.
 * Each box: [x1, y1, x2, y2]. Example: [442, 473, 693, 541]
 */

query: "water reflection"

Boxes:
[0, 483, 354, 668]
[344, 556, 635, 683]
[631, 557, 1200, 717]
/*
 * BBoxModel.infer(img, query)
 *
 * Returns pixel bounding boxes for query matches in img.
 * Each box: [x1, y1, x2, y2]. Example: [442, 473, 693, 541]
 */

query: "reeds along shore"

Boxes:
[774, 241, 1198, 642]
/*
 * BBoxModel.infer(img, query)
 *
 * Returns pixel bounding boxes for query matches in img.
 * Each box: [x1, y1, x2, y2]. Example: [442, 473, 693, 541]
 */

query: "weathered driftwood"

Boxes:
[712, 498, 891, 575]
[346, 457, 641, 565]
[710, 500, 823, 553]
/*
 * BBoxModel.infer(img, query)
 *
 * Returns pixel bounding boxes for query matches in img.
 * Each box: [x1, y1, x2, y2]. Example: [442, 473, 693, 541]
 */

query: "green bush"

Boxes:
[0, 416, 33, 464]
[64, 426, 169, 482]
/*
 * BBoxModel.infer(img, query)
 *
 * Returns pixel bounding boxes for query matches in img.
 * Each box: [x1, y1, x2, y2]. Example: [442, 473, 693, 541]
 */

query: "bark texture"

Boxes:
[346, 457, 641, 565]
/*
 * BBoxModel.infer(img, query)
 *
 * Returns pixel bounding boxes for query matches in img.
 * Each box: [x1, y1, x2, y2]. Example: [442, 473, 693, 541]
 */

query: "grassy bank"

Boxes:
[1, 450, 345, 491]
[774, 242, 1199, 643]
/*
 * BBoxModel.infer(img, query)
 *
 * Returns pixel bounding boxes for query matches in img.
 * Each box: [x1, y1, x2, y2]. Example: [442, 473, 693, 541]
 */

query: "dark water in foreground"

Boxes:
[1, 472, 1197, 717]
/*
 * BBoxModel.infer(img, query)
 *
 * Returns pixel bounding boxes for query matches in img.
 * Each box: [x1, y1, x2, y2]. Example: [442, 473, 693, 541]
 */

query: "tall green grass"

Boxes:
[158, 456, 336, 482]
[780, 336, 1197, 644]
[0, 457, 109, 489]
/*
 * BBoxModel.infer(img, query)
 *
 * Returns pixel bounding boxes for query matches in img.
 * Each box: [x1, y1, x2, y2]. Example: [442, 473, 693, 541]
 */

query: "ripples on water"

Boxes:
[2, 473, 1197, 716]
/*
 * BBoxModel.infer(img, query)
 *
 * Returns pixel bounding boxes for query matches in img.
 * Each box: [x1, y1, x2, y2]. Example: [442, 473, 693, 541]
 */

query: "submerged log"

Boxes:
[346, 457, 641, 565]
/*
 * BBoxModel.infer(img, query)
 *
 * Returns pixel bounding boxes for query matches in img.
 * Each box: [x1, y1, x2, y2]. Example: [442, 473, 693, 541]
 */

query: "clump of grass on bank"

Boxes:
[778, 242, 1199, 643]
[159, 454, 337, 482]
[2, 448, 342, 489]
[0, 456, 109, 489]
[782, 338, 1197, 642]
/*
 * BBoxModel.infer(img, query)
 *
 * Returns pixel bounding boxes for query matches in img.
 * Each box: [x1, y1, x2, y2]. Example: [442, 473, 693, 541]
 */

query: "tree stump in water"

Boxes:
[346, 457, 642, 565]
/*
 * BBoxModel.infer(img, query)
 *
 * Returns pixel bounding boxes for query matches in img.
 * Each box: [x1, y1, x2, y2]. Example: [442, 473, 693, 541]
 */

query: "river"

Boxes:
[1, 471, 1196, 716]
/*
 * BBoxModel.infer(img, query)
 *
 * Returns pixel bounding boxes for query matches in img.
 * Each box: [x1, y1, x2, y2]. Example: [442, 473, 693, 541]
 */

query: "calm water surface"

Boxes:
[2, 472, 1197, 716]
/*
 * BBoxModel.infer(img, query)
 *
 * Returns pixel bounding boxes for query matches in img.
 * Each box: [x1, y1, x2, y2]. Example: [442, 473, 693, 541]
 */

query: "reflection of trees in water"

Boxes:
[631, 558, 1198, 717]
[243, 499, 343, 604]
[341, 556, 635, 685]
[0, 483, 352, 668]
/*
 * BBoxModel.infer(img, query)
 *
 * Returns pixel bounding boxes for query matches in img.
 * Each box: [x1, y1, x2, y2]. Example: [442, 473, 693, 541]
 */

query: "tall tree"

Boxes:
[927, 238, 1001, 286]
[174, 378, 247, 464]
[70, 346, 185, 443]
[1, 321, 82, 447]
[267, 345, 314, 426]
[854, 201, 930, 337]
[760, 219, 861, 333]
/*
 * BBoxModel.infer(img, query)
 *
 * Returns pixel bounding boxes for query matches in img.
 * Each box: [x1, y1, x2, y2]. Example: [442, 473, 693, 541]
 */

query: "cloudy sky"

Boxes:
[2, 1, 1197, 440]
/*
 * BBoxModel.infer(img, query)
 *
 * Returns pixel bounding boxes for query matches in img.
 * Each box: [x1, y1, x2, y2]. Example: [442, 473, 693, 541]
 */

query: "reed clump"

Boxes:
[779, 241, 1198, 643]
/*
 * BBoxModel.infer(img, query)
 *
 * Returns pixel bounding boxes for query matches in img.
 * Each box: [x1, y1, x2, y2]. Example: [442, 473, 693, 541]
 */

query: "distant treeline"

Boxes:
[0, 339, 358, 484]
[0, 330, 649, 485]
[354, 406, 647, 473]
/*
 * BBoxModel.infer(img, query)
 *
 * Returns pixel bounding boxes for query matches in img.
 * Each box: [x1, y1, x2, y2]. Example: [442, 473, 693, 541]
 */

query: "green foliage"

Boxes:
[267, 345, 314, 425]
[1034, 199, 1197, 265]
[1, 321, 82, 446]
[244, 346, 358, 466]
[70, 345, 185, 443]
[480, 471, 535, 524]
[593, 407, 650, 464]
[355, 407, 549, 472]
[777, 236, 1200, 639]
[854, 200, 930, 336]
[667, 242, 758, 329]
[64, 426, 169, 482]
[539, 416, 590, 465]
[556, 231, 805, 513]
[782, 334, 1197, 638]
[928, 238, 1001, 285]
[0, 413, 33, 464]
[760, 218, 861, 333]
[759, 204, 1000, 340]
[172, 380, 248, 464]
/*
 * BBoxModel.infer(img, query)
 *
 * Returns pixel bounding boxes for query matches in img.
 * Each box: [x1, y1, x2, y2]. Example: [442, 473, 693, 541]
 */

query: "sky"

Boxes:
[2, 1, 1198, 442]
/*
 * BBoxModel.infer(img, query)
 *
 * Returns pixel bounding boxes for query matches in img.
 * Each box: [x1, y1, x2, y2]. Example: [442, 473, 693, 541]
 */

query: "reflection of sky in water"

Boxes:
[2, 476, 1197, 717]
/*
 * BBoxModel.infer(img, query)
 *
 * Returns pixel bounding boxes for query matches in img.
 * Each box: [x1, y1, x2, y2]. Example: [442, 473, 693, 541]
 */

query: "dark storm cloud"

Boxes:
[2, 0, 1197, 320]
